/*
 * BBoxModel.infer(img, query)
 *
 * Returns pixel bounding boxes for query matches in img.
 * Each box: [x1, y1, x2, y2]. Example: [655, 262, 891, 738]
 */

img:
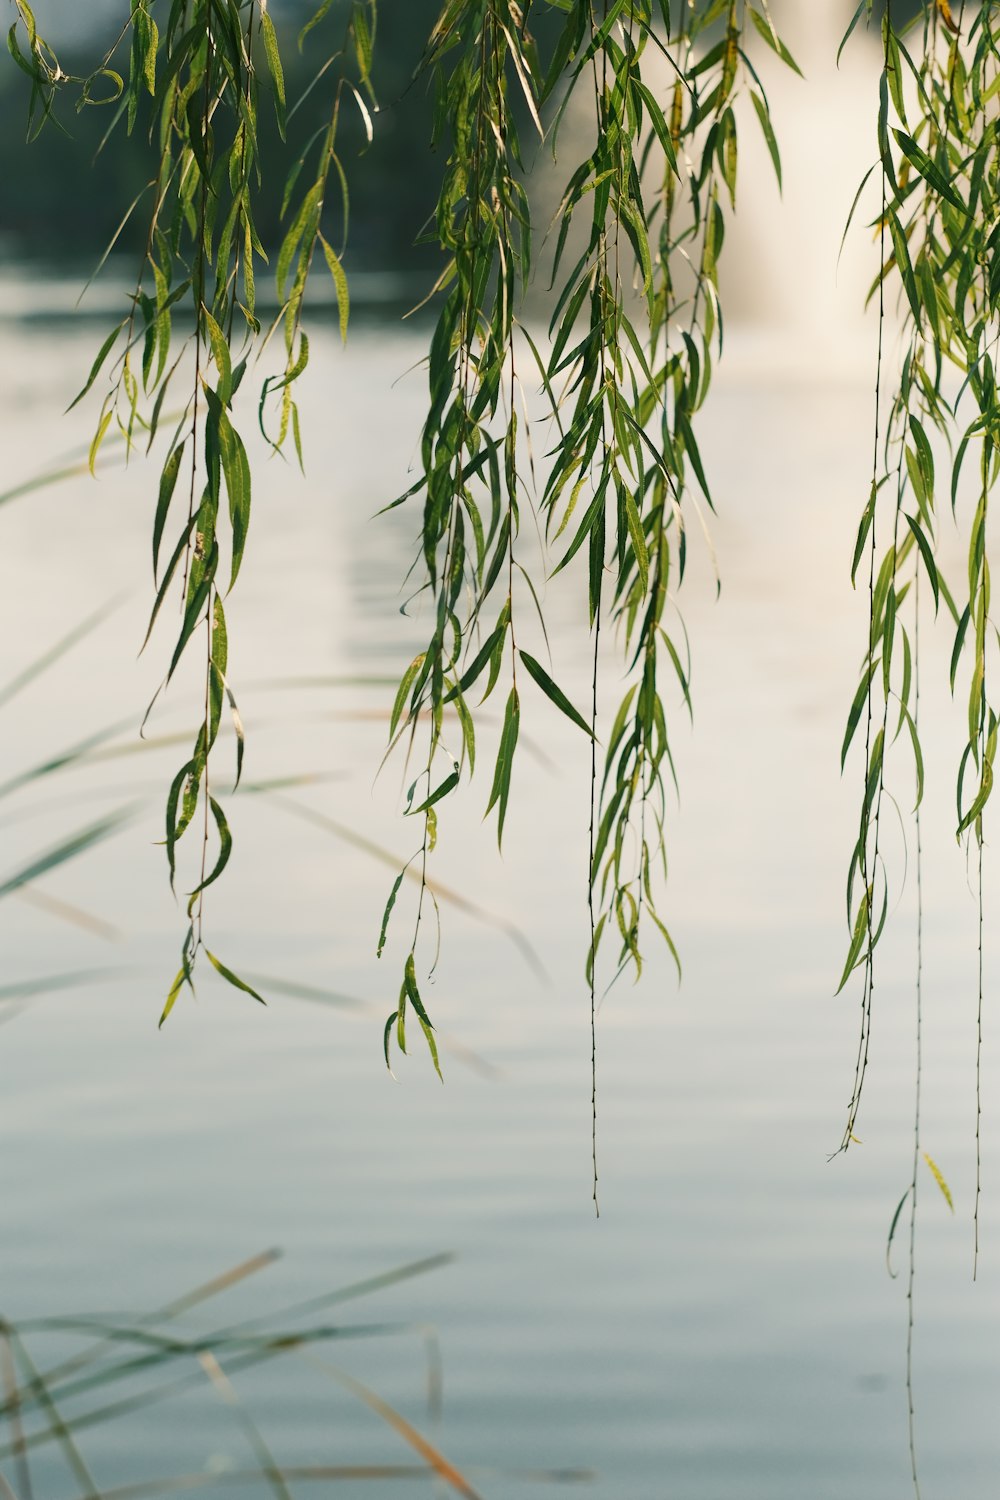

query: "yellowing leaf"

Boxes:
[923, 1152, 955, 1212]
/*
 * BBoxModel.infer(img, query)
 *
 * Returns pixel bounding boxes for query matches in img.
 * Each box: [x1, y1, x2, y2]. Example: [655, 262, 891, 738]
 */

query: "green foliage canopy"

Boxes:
[6, 1, 1000, 1192]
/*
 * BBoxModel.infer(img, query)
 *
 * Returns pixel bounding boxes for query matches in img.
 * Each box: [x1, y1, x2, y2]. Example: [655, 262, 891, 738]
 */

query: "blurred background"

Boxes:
[1, 5, 998, 1500]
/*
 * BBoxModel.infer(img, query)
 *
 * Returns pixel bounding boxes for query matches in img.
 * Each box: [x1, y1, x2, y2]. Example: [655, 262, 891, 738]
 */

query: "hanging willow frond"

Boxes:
[839, 2, 1000, 1157]
[380, 0, 544, 1072]
[379, 1, 796, 1078]
[8, 0, 375, 1021]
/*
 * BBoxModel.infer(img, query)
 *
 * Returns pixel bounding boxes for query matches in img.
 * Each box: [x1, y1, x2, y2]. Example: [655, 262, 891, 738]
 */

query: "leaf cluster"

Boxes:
[379, 0, 795, 1070]
[839, 0, 1000, 1145]
[7, 0, 378, 1020]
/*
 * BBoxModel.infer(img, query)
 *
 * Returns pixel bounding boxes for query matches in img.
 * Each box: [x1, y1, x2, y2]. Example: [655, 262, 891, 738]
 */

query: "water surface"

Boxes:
[1, 300, 998, 1500]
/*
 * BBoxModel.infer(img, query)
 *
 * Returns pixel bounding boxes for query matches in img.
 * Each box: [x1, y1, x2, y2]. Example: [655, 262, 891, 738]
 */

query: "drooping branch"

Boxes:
[7, 0, 373, 1021]
[839, 1, 1000, 1161]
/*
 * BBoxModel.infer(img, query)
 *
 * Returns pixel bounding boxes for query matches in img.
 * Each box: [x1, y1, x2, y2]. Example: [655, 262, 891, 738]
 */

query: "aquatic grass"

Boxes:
[0, 587, 532, 1052]
[0, 590, 141, 945]
[0, 606, 140, 964]
[0, 598, 126, 713]
[0, 624, 138, 960]
[0, 424, 142, 514]
[0, 971, 118, 1025]
[0, 561, 540, 1029]
[0, 1252, 587, 1499]
[251, 786, 547, 983]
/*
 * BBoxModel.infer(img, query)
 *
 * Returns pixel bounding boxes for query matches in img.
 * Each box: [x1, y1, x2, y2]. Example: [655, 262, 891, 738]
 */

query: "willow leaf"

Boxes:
[260, 9, 286, 136]
[923, 1152, 954, 1211]
[518, 651, 594, 738]
[904, 513, 940, 613]
[893, 129, 967, 214]
[185, 797, 233, 911]
[377, 872, 405, 959]
[205, 951, 267, 1006]
[749, 89, 781, 190]
[158, 966, 188, 1029]
[836, 885, 871, 995]
[67, 324, 123, 412]
[318, 234, 349, 342]
[409, 765, 460, 816]
[153, 442, 185, 581]
[885, 1187, 910, 1278]
[485, 686, 520, 849]
[397, 953, 426, 1022]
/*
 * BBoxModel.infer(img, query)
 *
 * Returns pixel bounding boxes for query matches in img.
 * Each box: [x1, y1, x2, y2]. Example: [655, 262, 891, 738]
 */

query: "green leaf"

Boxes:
[153, 443, 185, 581]
[958, 755, 993, 836]
[485, 686, 520, 849]
[203, 309, 233, 405]
[351, 0, 373, 90]
[299, 0, 335, 48]
[205, 950, 267, 1006]
[204, 386, 252, 591]
[623, 490, 649, 593]
[904, 513, 940, 614]
[402, 952, 433, 1030]
[518, 650, 594, 738]
[383, 1009, 399, 1071]
[318, 235, 350, 343]
[445, 616, 507, 704]
[899, 703, 925, 810]
[749, 90, 781, 191]
[838, 0, 868, 66]
[748, 7, 803, 76]
[893, 128, 967, 213]
[88, 408, 113, 476]
[885, 1186, 910, 1277]
[408, 765, 460, 816]
[185, 797, 233, 911]
[418, 1013, 444, 1082]
[836, 884, 871, 994]
[390, 653, 425, 736]
[887, 209, 920, 323]
[377, 871, 405, 959]
[67, 323, 123, 411]
[842, 660, 876, 769]
[632, 78, 677, 176]
[260, 8, 286, 137]
[158, 965, 188, 1029]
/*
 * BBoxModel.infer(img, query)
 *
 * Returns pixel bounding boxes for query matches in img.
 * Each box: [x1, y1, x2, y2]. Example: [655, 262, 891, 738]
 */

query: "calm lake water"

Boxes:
[1, 271, 999, 1500]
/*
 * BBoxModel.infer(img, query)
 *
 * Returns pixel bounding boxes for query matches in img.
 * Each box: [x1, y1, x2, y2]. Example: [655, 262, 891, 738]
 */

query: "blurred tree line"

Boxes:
[1, 1, 923, 279]
[0, 0, 442, 277]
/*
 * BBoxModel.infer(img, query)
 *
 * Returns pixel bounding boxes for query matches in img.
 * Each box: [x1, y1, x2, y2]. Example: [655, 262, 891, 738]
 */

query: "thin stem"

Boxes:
[589, 609, 600, 1220]
[195, 588, 214, 950]
[907, 568, 922, 1500]
[842, 0, 891, 1153]
[974, 792, 983, 1278]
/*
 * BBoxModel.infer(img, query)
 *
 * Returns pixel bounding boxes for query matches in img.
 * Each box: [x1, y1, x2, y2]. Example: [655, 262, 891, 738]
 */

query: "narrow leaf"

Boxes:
[518, 650, 594, 738]
[205, 950, 267, 1006]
